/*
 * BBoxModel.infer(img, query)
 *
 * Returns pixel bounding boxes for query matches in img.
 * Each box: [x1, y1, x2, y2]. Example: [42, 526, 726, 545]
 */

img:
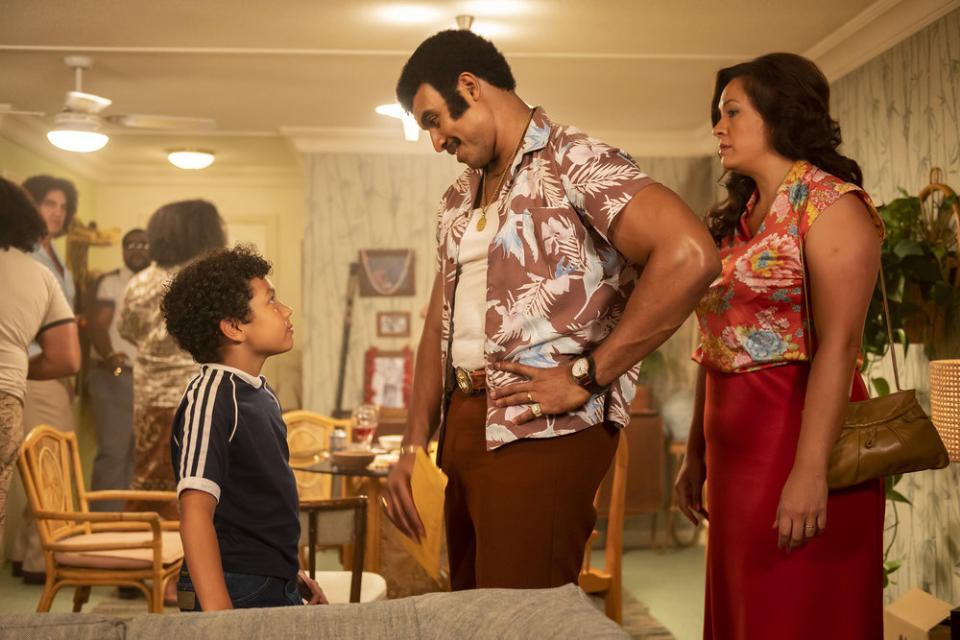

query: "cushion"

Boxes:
[313, 571, 387, 603]
[54, 531, 183, 569]
[124, 598, 419, 640]
[414, 584, 629, 639]
[0, 614, 123, 640]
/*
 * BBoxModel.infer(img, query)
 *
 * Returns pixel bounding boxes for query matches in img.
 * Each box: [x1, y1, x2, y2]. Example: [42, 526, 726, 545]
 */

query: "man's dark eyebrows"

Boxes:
[419, 110, 437, 127]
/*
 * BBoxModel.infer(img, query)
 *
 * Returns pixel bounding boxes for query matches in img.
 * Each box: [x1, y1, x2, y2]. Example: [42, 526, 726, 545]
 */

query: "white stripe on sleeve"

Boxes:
[194, 369, 224, 479]
[178, 370, 209, 478]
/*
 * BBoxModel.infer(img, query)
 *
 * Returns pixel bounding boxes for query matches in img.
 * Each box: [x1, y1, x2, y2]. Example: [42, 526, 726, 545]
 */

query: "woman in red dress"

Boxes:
[675, 53, 885, 639]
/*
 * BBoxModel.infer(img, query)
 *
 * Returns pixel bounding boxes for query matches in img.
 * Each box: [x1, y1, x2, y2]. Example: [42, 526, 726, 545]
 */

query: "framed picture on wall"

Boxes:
[363, 346, 413, 409]
[358, 249, 415, 297]
[376, 311, 411, 338]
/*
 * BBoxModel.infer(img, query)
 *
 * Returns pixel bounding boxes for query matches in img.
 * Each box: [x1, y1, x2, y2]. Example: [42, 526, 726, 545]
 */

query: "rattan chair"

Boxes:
[16, 425, 182, 613]
[579, 430, 629, 624]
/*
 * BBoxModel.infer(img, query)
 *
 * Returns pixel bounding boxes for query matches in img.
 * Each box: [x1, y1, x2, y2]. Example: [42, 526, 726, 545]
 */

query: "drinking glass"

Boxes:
[352, 404, 379, 449]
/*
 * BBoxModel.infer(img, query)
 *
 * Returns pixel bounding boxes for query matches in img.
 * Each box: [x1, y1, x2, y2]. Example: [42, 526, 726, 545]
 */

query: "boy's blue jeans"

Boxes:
[177, 561, 301, 611]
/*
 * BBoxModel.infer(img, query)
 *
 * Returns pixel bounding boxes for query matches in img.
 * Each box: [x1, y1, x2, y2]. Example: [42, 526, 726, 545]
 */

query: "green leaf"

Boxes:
[872, 377, 891, 396]
[896, 328, 909, 355]
[893, 239, 924, 258]
[887, 489, 912, 505]
[884, 559, 902, 573]
[887, 474, 904, 488]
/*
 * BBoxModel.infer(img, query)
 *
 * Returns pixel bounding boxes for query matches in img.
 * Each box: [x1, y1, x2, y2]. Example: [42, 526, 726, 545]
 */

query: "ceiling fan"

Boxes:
[0, 56, 216, 152]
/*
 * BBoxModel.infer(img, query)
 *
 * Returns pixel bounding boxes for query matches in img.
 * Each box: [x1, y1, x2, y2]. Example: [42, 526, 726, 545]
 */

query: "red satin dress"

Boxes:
[703, 364, 884, 639]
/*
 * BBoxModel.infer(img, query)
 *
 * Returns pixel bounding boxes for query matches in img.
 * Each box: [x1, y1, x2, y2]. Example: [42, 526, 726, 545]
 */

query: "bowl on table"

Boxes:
[377, 435, 403, 452]
[332, 449, 376, 470]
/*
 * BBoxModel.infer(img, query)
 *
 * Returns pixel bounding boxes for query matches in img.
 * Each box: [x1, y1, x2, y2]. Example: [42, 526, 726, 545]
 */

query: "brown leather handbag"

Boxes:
[799, 241, 949, 489]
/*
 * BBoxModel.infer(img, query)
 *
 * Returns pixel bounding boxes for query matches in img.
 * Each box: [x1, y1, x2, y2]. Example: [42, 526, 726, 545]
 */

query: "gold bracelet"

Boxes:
[399, 444, 421, 456]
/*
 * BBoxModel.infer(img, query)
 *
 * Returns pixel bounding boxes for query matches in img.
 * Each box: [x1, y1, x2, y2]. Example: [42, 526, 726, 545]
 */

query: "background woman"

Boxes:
[674, 53, 885, 639]
[10, 175, 79, 583]
[0, 177, 79, 555]
[119, 199, 226, 520]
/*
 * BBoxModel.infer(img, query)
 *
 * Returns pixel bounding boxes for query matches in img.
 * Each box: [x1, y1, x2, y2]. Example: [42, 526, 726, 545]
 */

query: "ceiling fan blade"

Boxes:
[0, 104, 46, 117]
[65, 91, 112, 114]
[105, 114, 216, 130]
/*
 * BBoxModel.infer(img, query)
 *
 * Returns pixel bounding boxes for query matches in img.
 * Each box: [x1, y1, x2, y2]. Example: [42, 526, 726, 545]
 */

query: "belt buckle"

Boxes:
[455, 367, 475, 395]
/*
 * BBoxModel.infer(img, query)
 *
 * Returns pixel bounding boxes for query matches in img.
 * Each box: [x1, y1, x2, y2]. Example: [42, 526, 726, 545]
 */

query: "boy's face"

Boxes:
[239, 277, 294, 356]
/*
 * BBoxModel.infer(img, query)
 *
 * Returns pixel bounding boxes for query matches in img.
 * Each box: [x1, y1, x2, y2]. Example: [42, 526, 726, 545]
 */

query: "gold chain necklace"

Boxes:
[476, 108, 535, 232]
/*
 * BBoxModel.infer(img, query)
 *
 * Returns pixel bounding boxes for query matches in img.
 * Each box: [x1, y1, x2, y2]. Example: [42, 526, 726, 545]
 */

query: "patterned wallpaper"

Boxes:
[302, 148, 715, 419]
[831, 7, 960, 604]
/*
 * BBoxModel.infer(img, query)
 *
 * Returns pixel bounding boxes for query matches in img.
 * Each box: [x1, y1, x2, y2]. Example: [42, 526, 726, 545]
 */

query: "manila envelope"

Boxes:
[400, 447, 448, 582]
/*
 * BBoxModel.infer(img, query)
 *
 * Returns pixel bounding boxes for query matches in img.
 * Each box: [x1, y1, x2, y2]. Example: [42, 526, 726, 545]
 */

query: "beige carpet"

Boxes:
[92, 590, 674, 638]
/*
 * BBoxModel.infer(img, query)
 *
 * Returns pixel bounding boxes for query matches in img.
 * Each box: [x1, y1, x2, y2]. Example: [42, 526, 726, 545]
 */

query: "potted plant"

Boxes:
[859, 174, 959, 588]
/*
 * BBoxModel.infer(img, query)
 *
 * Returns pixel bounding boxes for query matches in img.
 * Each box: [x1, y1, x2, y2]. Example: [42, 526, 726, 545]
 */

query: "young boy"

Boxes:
[162, 246, 325, 610]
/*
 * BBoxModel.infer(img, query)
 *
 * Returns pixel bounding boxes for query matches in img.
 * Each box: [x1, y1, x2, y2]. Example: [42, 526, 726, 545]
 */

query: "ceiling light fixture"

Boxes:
[46, 112, 109, 152]
[375, 103, 419, 142]
[167, 149, 215, 170]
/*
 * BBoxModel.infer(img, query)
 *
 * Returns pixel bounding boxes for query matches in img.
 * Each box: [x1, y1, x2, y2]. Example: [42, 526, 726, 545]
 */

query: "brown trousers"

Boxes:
[442, 391, 618, 590]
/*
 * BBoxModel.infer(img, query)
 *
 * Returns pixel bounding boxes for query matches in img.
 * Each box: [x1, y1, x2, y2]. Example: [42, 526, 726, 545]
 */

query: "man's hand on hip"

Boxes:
[491, 361, 591, 425]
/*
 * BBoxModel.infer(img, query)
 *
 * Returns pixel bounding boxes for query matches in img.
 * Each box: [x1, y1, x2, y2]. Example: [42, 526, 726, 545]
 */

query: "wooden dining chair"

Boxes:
[579, 430, 629, 624]
[16, 425, 183, 613]
[299, 496, 386, 603]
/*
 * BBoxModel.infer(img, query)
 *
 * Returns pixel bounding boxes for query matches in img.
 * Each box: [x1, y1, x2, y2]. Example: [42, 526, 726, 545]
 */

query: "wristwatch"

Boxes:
[570, 355, 607, 395]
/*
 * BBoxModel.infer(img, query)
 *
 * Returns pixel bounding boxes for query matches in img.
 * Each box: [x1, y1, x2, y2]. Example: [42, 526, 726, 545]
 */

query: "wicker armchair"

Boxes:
[16, 425, 182, 613]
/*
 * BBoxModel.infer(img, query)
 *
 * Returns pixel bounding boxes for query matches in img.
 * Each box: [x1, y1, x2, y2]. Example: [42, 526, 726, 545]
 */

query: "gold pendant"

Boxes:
[476, 214, 486, 231]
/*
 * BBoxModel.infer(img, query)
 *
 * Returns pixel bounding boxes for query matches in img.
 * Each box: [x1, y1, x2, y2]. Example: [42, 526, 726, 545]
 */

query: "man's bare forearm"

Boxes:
[403, 322, 443, 448]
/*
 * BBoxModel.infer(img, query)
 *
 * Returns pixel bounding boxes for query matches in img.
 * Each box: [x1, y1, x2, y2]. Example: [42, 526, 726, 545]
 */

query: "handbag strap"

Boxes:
[797, 235, 901, 391]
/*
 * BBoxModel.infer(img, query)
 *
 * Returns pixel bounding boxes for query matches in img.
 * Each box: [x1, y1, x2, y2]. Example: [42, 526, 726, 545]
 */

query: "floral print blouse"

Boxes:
[693, 160, 883, 374]
[435, 108, 656, 450]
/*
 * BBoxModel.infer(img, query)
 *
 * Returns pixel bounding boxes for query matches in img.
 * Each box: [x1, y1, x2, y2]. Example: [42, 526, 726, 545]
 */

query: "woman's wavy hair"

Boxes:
[706, 53, 862, 242]
[0, 177, 47, 251]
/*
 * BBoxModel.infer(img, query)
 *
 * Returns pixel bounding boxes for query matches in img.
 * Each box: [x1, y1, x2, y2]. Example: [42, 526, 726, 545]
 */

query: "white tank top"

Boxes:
[451, 205, 498, 371]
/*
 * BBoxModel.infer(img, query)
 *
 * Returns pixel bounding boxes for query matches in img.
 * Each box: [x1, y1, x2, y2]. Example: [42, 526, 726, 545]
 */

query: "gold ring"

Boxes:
[804, 525, 816, 529]
[527, 391, 533, 402]
[531, 403, 543, 418]
[380, 496, 388, 509]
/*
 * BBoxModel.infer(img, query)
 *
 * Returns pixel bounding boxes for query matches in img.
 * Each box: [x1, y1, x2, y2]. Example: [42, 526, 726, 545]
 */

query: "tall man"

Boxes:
[382, 30, 721, 590]
[87, 228, 150, 511]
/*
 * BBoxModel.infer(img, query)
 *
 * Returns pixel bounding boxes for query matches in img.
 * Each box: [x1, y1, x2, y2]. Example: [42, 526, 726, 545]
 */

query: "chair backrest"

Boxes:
[17, 425, 90, 544]
[284, 410, 352, 501]
[301, 497, 367, 602]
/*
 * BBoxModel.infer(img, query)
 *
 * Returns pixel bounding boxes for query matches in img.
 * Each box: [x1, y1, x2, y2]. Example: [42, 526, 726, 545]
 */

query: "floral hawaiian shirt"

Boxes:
[435, 107, 656, 450]
[693, 160, 884, 374]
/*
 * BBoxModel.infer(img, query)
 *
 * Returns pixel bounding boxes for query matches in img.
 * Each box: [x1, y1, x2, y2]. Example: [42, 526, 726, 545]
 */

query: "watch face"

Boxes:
[572, 357, 589, 378]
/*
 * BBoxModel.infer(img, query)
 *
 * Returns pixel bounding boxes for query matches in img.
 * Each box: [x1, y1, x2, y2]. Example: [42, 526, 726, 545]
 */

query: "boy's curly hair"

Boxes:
[161, 245, 271, 363]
